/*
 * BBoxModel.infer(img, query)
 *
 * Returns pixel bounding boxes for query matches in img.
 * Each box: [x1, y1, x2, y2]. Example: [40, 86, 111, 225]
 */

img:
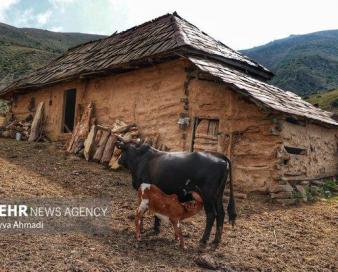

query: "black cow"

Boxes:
[116, 142, 236, 247]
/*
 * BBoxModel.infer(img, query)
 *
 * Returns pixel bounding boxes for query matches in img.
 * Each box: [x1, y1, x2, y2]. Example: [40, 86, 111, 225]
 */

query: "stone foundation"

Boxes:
[269, 176, 337, 204]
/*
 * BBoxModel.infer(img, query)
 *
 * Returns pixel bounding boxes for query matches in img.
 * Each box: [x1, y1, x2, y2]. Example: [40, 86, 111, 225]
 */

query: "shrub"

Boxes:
[330, 98, 338, 108]
[322, 179, 337, 192]
[0, 99, 9, 115]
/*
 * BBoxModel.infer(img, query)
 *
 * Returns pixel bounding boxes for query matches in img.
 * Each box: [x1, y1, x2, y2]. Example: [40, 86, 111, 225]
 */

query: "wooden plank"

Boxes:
[84, 125, 97, 161]
[66, 102, 94, 153]
[109, 147, 122, 170]
[28, 102, 44, 142]
[100, 134, 117, 164]
[93, 130, 111, 162]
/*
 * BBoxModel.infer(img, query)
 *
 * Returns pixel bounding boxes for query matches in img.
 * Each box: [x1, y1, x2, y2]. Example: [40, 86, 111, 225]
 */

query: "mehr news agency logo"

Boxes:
[0, 203, 109, 230]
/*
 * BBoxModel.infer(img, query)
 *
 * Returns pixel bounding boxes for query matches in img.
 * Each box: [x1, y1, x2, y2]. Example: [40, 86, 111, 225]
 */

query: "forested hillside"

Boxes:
[305, 88, 338, 113]
[242, 30, 338, 96]
[0, 22, 105, 90]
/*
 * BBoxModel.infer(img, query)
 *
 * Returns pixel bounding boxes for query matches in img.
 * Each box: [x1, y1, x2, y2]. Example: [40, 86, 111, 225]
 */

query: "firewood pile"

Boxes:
[0, 101, 47, 142]
[66, 102, 170, 170]
[67, 117, 150, 170]
[0, 117, 32, 140]
[84, 121, 140, 170]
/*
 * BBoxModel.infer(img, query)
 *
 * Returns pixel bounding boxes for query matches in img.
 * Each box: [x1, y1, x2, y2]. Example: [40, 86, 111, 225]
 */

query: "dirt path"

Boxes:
[0, 139, 337, 272]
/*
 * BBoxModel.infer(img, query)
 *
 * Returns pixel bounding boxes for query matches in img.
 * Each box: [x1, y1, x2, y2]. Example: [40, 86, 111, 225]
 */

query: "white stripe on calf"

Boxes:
[140, 183, 151, 193]
[138, 199, 149, 212]
[155, 213, 170, 224]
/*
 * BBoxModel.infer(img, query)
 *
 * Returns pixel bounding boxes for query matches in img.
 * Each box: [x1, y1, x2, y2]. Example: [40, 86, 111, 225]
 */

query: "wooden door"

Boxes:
[191, 118, 219, 152]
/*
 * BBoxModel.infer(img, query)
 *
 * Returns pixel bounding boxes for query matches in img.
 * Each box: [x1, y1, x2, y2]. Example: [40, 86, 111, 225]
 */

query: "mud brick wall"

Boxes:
[9, 59, 187, 148]
[278, 121, 338, 181]
[187, 78, 282, 193]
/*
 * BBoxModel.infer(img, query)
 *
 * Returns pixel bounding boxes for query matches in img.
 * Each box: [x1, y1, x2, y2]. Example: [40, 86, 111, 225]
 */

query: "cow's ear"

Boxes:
[136, 143, 150, 154]
[116, 140, 126, 150]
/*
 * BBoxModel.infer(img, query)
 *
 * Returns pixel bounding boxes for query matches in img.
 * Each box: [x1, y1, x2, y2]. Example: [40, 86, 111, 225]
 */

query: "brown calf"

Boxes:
[135, 183, 203, 248]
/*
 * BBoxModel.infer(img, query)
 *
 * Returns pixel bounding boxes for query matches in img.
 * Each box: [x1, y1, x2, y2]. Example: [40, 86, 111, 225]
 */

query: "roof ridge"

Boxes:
[171, 14, 272, 77]
[116, 13, 173, 37]
[171, 13, 190, 47]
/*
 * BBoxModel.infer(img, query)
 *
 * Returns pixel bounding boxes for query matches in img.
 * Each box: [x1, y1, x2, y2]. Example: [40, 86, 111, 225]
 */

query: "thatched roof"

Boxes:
[1, 12, 337, 127]
[189, 56, 338, 126]
[0, 12, 272, 95]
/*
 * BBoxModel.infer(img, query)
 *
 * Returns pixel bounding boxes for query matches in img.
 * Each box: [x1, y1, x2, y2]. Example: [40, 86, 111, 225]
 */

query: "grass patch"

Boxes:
[293, 179, 337, 202]
[305, 88, 338, 113]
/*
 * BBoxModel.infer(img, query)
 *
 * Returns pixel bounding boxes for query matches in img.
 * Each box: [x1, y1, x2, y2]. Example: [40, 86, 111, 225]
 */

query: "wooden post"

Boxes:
[227, 132, 233, 160]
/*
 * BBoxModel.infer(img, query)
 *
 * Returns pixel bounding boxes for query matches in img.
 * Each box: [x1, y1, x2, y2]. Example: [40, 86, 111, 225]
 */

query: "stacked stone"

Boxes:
[270, 177, 337, 204]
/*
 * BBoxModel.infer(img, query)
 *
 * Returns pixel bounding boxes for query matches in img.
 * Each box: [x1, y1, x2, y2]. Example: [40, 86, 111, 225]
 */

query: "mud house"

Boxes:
[1, 13, 337, 199]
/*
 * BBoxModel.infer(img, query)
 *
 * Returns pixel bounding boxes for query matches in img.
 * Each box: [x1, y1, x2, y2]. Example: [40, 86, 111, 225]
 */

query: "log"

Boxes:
[121, 131, 133, 142]
[66, 102, 94, 153]
[109, 147, 122, 170]
[94, 129, 103, 143]
[92, 129, 103, 154]
[112, 123, 137, 134]
[130, 130, 139, 138]
[93, 130, 110, 162]
[67, 123, 79, 150]
[28, 102, 44, 142]
[84, 125, 97, 161]
[96, 124, 111, 132]
[101, 134, 117, 164]
[143, 137, 149, 144]
[152, 134, 160, 148]
[111, 120, 127, 132]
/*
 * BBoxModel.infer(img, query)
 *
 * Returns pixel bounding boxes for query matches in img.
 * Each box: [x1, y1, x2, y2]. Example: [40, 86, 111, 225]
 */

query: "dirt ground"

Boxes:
[0, 138, 337, 272]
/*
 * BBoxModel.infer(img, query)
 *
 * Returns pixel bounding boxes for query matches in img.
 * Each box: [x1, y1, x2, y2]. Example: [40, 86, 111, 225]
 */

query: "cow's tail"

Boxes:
[226, 158, 236, 227]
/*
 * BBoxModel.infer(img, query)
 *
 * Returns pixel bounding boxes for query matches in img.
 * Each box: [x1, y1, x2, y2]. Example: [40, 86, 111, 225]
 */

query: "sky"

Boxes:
[1, 0, 338, 49]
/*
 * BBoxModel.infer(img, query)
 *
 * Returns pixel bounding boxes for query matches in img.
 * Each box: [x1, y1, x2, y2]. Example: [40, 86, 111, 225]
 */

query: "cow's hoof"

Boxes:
[197, 244, 207, 253]
[198, 240, 207, 250]
[134, 241, 141, 249]
[180, 245, 187, 250]
[153, 229, 160, 235]
[210, 241, 220, 250]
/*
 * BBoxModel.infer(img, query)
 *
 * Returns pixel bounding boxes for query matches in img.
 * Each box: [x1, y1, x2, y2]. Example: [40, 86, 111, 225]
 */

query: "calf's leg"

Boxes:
[135, 211, 145, 241]
[140, 216, 144, 233]
[171, 219, 185, 248]
[153, 216, 161, 234]
[135, 198, 148, 241]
